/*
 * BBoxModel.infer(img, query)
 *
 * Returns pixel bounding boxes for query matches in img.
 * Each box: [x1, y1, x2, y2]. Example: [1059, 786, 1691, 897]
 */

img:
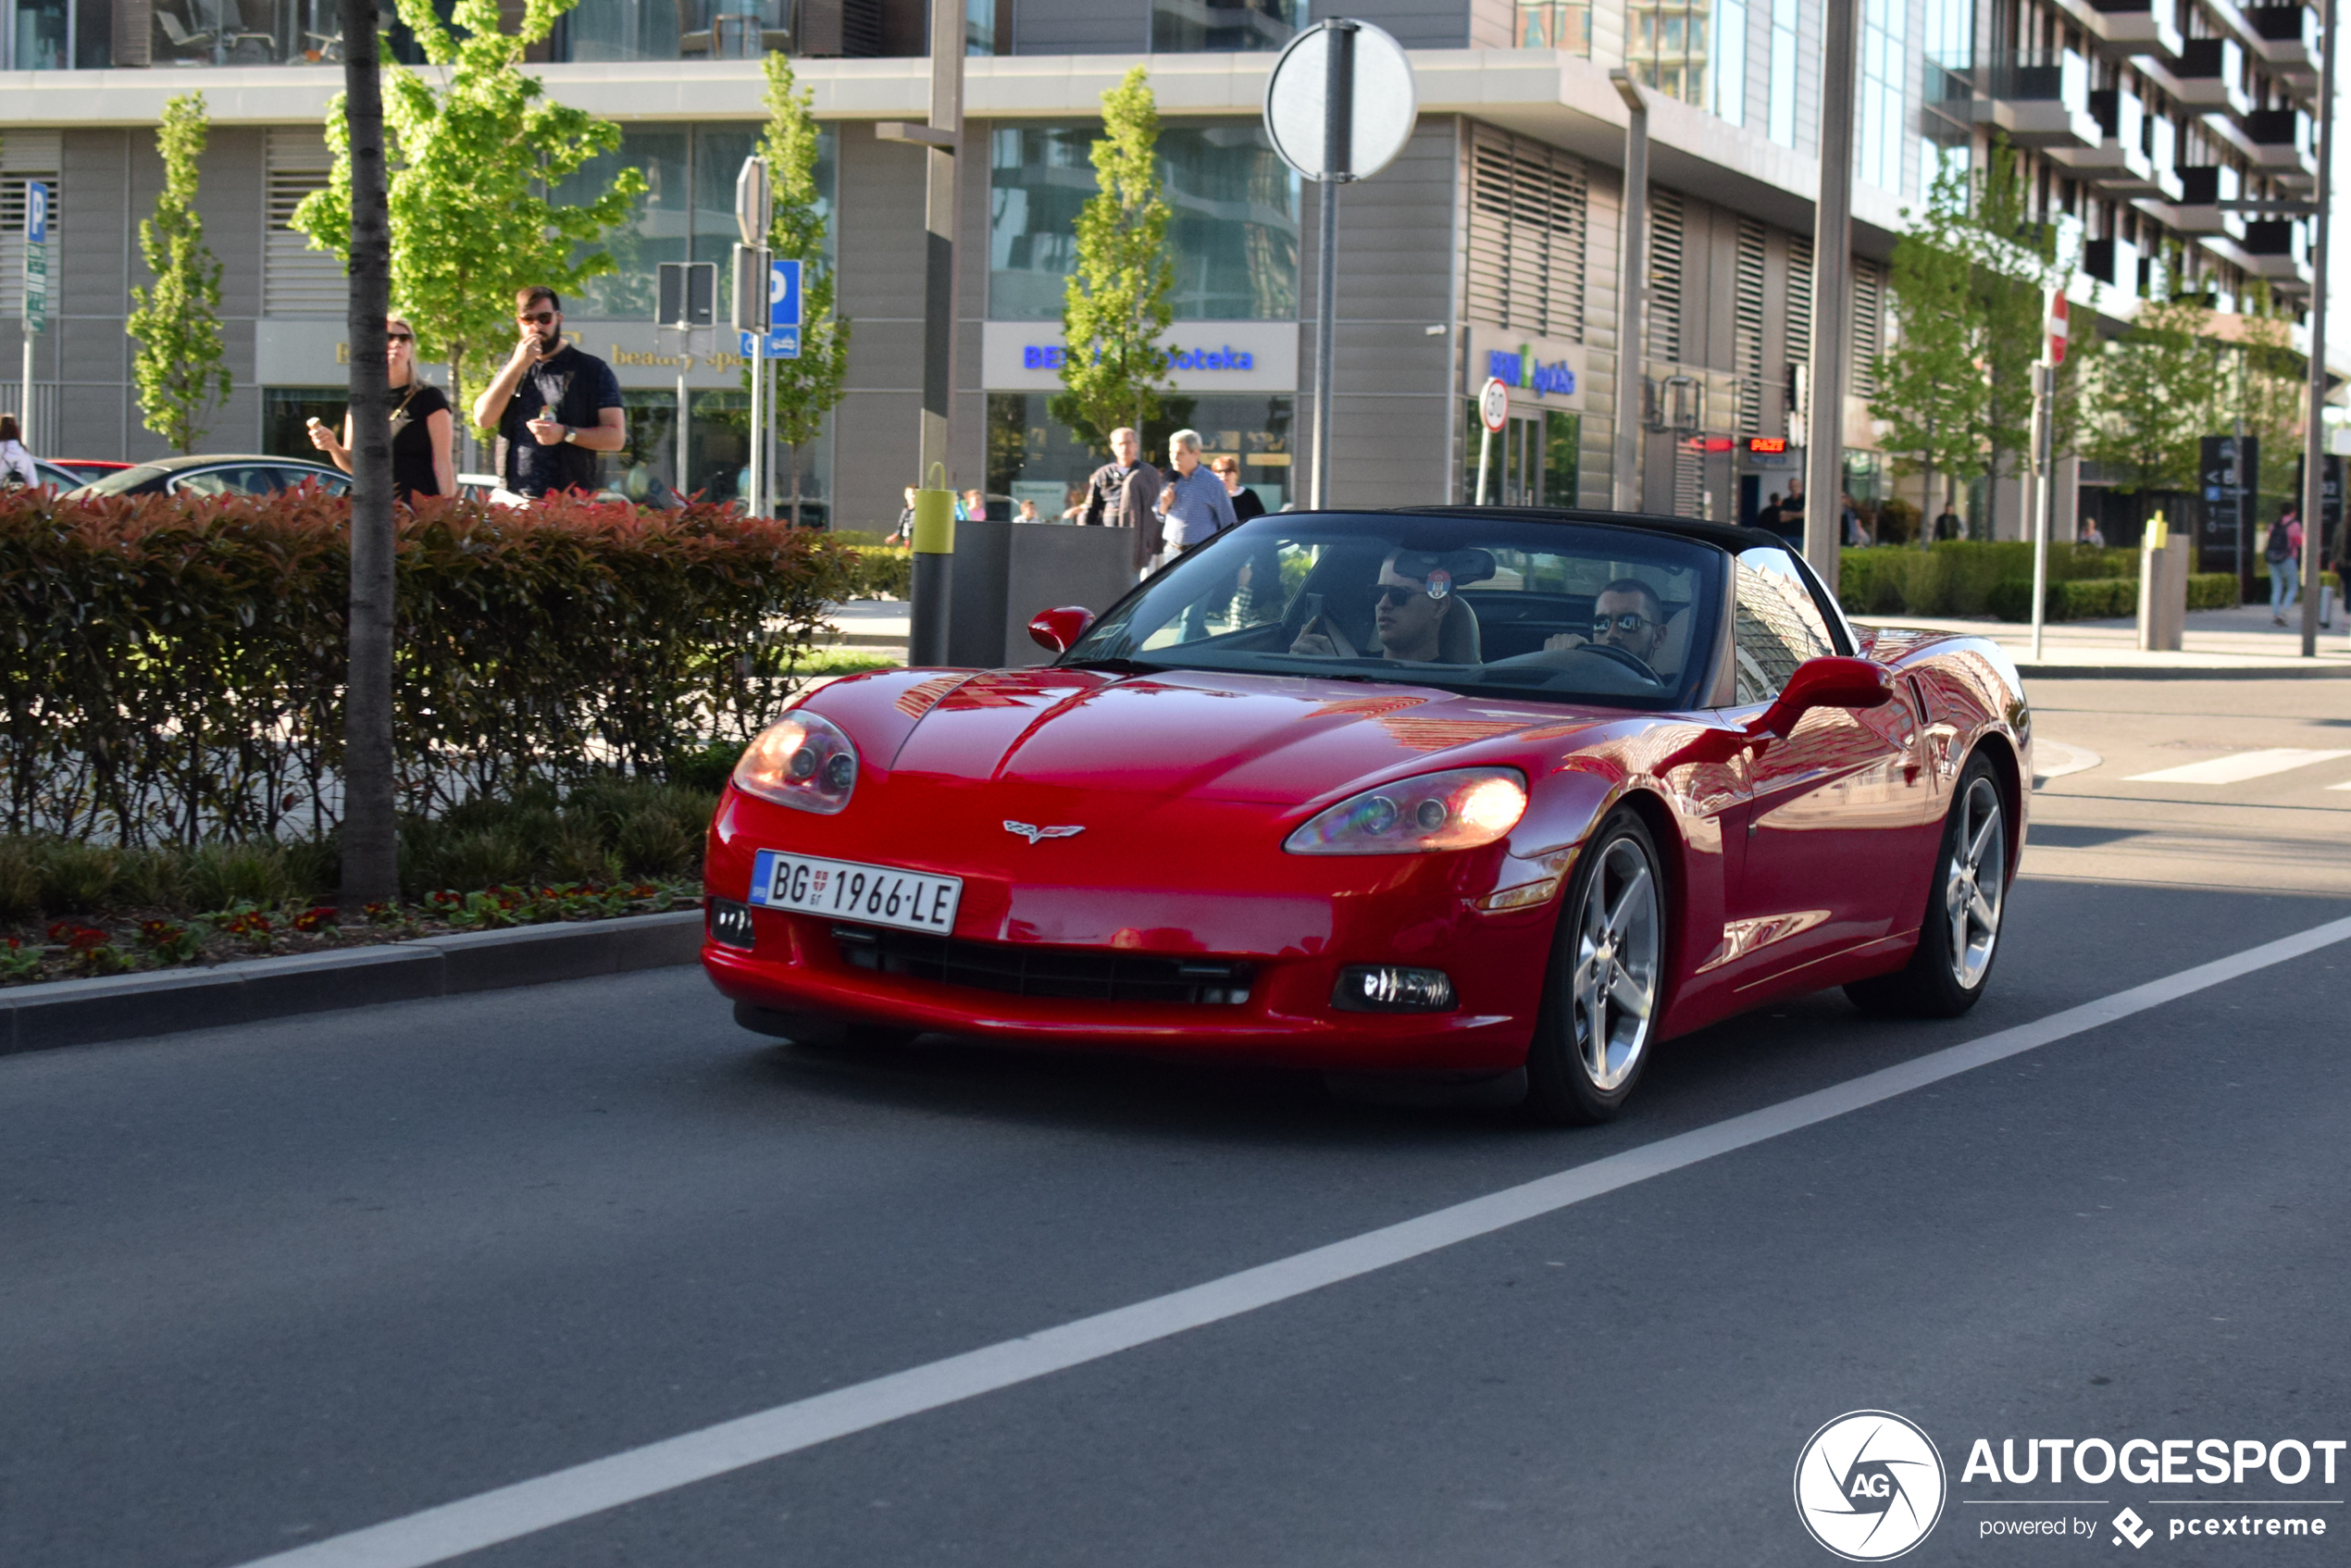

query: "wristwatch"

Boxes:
[560, 426, 577, 444]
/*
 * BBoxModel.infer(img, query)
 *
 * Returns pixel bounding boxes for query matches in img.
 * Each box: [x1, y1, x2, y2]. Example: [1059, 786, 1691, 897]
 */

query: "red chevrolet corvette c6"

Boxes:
[702, 507, 2029, 1121]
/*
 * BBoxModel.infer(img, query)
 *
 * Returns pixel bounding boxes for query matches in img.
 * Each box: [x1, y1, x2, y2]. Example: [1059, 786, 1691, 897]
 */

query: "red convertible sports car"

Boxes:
[702, 507, 2029, 1122]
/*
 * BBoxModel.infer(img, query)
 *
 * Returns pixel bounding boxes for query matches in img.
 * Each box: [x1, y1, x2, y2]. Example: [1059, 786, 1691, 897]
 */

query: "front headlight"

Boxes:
[732, 712, 860, 815]
[1284, 766, 1527, 855]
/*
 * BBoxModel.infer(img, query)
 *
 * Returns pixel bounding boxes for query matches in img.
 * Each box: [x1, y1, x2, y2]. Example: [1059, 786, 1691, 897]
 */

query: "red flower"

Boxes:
[48, 921, 109, 951]
[292, 906, 338, 932]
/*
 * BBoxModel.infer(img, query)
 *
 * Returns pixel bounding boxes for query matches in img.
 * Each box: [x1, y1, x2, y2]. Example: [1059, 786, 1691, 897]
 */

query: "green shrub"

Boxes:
[185, 840, 300, 913]
[35, 840, 120, 914]
[0, 490, 846, 846]
[2187, 573, 2239, 610]
[0, 838, 37, 920]
[1840, 541, 2146, 618]
[838, 544, 912, 601]
[112, 845, 191, 911]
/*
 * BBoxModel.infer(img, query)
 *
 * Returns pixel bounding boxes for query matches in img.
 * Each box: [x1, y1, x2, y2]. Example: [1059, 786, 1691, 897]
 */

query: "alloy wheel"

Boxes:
[1944, 774, 2005, 989]
[1572, 836, 1661, 1091]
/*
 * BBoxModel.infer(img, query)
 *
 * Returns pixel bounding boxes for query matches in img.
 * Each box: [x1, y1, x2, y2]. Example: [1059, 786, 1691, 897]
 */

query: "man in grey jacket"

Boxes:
[1079, 426, 1164, 577]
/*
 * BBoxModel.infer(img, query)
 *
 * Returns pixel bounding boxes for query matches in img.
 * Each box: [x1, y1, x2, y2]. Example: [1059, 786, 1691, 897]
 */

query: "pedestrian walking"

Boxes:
[2265, 504, 2304, 623]
[1157, 429, 1238, 565]
[1211, 454, 1266, 523]
[889, 485, 917, 542]
[1078, 426, 1164, 578]
[307, 315, 454, 504]
[0, 415, 35, 490]
[960, 489, 988, 522]
[470, 286, 626, 500]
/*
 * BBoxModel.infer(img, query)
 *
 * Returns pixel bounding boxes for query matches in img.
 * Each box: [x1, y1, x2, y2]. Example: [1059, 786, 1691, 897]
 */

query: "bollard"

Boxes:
[910, 464, 955, 666]
[2136, 510, 2187, 652]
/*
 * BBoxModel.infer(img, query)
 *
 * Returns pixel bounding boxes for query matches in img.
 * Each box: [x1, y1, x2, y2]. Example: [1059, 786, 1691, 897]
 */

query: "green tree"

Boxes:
[1969, 138, 2061, 540]
[757, 52, 852, 527]
[2081, 286, 2214, 519]
[292, 0, 645, 429]
[127, 93, 230, 454]
[1873, 159, 1984, 544]
[1051, 66, 1175, 451]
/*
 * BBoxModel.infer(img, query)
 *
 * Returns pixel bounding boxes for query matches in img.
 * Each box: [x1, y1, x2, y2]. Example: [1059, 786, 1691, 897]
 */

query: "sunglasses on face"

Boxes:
[386, 331, 414, 343]
[1375, 584, 1427, 608]
[1594, 612, 1655, 635]
[517, 311, 557, 326]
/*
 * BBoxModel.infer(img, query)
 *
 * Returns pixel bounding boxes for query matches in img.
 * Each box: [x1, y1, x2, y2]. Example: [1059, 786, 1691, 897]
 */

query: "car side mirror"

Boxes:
[1027, 605, 1097, 654]
[1751, 655, 1892, 737]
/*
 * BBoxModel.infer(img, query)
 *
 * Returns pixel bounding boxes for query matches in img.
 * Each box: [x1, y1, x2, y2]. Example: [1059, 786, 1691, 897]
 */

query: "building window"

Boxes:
[989, 123, 1300, 321]
[551, 123, 835, 323]
[1626, 0, 1710, 105]
[987, 392, 1295, 514]
[1516, 0, 1592, 50]
[1151, 0, 1301, 52]
[1767, 0, 1798, 145]
[1859, 0, 1906, 192]
[264, 389, 347, 460]
[1713, 0, 1748, 123]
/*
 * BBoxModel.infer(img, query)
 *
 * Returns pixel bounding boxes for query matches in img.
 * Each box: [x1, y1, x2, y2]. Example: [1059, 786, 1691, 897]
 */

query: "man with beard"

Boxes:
[471, 286, 626, 500]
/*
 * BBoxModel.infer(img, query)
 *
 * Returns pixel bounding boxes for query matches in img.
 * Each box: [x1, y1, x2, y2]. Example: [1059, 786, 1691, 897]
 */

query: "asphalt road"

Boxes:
[5, 676, 2349, 1568]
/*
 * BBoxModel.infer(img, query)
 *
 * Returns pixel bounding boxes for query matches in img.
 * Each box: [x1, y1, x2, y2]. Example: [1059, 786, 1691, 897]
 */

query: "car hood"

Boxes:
[857, 667, 1606, 806]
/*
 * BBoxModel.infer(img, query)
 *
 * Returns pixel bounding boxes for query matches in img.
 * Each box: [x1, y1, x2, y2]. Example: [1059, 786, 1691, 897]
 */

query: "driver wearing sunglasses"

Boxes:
[1540, 578, 1669, 673]
[1290, 548, 1488, 664]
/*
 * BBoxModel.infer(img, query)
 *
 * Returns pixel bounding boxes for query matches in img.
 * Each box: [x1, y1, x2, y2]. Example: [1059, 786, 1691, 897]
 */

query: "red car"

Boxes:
[702, 507, 2028, 1122]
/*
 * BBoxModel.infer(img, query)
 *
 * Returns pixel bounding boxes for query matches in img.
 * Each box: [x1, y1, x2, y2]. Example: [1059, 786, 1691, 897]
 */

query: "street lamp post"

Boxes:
[2302, 0, 2338, 656]
[1804, 0, 1861, 590]
[1610, 69, 1647, 513]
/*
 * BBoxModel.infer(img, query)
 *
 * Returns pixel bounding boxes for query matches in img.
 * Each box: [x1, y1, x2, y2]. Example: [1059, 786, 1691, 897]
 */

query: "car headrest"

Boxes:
[1437, 595, 1482, 664]
[1651, 606, 1693, 681]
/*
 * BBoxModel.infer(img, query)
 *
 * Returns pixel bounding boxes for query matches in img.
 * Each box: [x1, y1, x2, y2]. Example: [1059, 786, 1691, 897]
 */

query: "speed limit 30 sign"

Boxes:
[1479, 377, 1511, 433]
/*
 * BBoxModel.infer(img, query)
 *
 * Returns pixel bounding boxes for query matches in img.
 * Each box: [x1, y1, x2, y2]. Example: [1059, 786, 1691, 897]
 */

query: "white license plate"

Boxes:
[747, 850, 963, 935]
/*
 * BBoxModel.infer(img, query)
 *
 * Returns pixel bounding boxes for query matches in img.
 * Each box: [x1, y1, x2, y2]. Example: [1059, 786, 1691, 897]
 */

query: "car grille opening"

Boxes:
[831, 924, 1253, 1005]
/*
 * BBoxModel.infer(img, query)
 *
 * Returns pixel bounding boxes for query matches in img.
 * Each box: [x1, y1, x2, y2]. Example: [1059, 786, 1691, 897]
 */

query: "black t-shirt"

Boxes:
[386, 381, 451, 503]
[1228, 484, 1267, 523]
[497, 344, 623, 497]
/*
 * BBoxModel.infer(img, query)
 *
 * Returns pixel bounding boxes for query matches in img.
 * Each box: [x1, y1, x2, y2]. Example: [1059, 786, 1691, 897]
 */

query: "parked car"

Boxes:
[62, 454, 351, 499]
[703, 505, 2030, 1123]
[43, 459, 132, 485]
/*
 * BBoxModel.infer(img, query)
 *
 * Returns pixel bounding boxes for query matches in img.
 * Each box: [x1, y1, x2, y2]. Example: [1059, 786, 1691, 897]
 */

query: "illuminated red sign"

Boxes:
[1748, 437, 1788, 454]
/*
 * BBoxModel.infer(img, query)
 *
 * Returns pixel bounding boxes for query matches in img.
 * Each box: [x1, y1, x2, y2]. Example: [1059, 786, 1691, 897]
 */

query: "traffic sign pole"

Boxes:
[2029, 288, 2066, 660]
[19, 180, 45, 450]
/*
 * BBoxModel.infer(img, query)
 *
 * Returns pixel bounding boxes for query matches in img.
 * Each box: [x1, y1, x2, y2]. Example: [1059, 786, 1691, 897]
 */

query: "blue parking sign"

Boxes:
[740, 328, 801, 360]
[769, 258, 801, 330]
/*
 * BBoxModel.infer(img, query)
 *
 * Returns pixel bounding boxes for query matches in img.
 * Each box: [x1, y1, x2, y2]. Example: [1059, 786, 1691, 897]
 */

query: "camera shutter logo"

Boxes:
[1793, 1411, 1947, 1561]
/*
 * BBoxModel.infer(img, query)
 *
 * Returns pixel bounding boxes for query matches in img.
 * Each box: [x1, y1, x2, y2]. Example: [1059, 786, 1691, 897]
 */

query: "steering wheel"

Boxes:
[1572, 641, 1661, 681]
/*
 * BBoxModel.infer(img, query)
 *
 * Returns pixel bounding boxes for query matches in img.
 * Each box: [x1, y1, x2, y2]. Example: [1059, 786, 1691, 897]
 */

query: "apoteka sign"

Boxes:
[1794, 1411, 1948, 1561]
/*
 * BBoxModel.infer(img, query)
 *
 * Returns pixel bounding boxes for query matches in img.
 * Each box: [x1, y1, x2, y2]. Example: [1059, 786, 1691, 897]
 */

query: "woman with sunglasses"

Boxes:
[308, 317, 455, 504]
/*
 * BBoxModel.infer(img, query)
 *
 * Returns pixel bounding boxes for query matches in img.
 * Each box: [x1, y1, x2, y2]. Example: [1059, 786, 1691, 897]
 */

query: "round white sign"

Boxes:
[1793, 1410, 1948, 1562]
[1478, 377, 1511, 433]
[1263, 19, 1418, 183]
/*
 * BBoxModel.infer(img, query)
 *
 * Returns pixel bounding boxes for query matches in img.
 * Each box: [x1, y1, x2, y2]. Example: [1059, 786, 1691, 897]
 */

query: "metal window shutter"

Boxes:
[1463, 123, 1587, 342]
[1850, 255, 1885, 400]
[1733, 218, 1766, 434]
[1647, 188, 1684, 366]
[265, 128, 344, 319]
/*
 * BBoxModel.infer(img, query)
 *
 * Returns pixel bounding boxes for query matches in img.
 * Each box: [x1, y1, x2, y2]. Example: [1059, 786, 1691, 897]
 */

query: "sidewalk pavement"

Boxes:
[822, 600, 910, 650]
[1857, 602, 2351, 678]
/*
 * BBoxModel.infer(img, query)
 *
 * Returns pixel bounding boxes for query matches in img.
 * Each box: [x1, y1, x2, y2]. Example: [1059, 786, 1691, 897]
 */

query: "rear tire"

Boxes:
[1524, 810, 1667, 1125]
[1845, 755, 2009, 1018]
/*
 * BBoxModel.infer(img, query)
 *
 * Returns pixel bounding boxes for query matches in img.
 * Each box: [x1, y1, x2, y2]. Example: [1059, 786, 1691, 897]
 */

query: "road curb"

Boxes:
[2018, 663, 2351, 680]
[0, 909, 705, 1058]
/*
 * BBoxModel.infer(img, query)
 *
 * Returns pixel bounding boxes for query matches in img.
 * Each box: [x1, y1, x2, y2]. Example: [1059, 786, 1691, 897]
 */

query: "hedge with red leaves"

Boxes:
[0, 489, 845, 844]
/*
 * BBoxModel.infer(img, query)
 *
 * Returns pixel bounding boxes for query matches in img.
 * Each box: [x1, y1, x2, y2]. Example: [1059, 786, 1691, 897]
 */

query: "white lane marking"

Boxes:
[2125, 748, 2351, 785]
[2032, 740, 2102, 787]
[227, 913, 2351, 1568]
[2330, 779, 2351, 792]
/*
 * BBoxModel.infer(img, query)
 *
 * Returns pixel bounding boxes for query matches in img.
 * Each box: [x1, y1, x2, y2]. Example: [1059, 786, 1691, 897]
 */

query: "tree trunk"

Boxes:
[339, 0, 398, 911]
[789, 442, 802, 528]
[1920, 412, 1935, 550]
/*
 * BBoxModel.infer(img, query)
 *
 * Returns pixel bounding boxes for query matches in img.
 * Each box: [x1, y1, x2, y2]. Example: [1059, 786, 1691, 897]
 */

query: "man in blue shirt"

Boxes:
[1157, 429, 1238, 566]
[470, 286, 627, 499]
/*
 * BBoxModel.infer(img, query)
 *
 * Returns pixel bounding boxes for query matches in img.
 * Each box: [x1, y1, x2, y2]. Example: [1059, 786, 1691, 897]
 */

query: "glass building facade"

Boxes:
[989, 123, 1300, 322]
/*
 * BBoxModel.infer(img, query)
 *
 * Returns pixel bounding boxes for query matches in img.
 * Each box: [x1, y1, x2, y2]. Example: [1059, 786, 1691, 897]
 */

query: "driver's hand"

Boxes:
[1542, 631, 1587, 651]
[1289, 631, 1337, 657]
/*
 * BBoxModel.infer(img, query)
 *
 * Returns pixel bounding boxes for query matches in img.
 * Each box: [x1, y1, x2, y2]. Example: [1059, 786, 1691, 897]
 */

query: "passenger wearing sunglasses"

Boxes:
[469, 286, 626, 500]
[1289, 548, 1490, 664]
[1540, 578, 1669, 674]
[308, 315, 454, 503]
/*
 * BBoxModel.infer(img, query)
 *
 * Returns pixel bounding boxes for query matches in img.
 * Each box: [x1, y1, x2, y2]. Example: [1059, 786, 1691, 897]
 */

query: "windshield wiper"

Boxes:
[1060, 656, 1159, 674]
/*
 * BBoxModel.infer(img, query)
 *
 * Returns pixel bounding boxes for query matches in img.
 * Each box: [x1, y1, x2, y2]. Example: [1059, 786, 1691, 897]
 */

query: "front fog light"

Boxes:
[1334, 965, 1457, 1012]
[709, 898, 756, 950]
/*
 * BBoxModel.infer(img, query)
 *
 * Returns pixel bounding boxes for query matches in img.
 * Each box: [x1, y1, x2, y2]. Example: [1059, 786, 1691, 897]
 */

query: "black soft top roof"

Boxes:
[1379, 505, 1777, 555]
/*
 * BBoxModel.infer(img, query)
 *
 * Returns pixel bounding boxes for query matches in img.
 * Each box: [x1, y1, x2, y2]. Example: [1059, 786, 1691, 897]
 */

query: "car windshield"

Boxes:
[1061, 513, 1728, 710]
[72, 464, 174, 495]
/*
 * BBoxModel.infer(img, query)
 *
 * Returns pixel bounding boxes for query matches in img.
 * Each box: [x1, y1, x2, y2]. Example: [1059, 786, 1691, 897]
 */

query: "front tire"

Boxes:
[1524, 810, 1667, 1125]
[1845, 755, 2009, 1018]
